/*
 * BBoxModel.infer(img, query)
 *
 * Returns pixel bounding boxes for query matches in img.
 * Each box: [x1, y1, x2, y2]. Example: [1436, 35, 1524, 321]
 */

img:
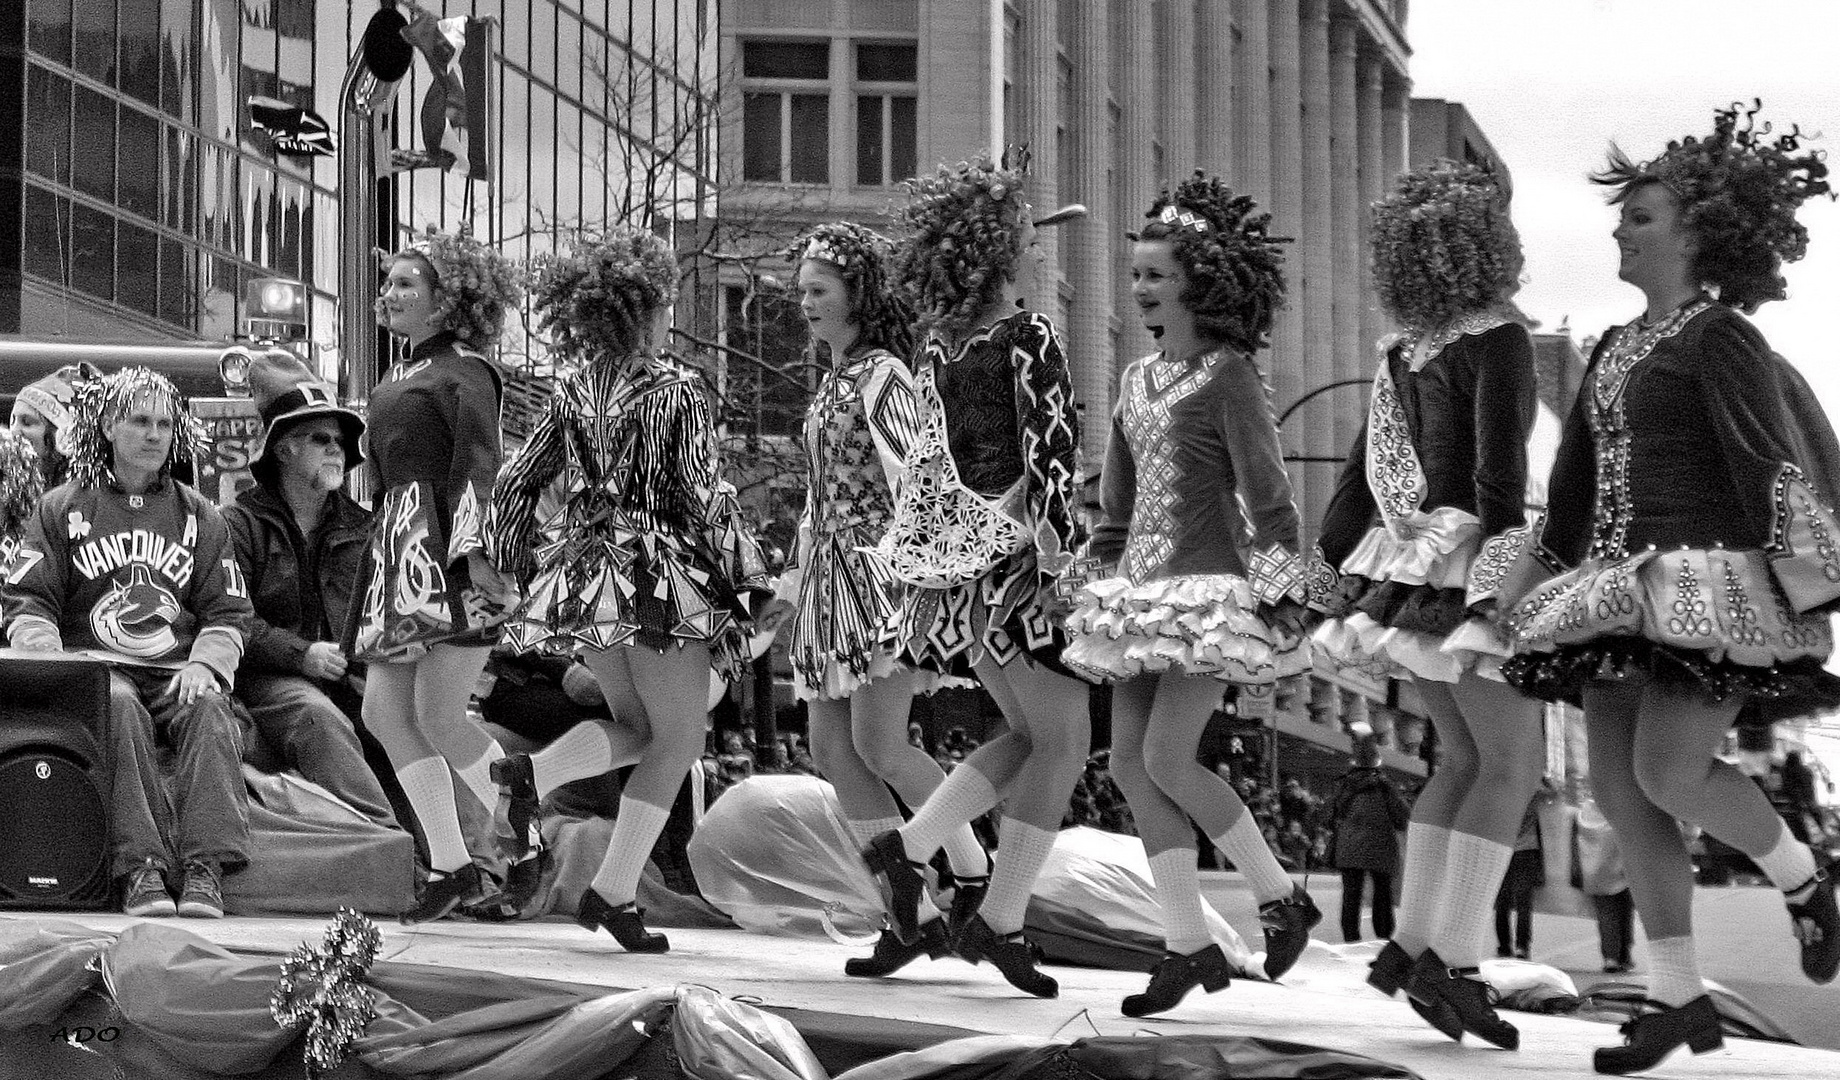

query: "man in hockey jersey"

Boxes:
[1, 367, 253, 918]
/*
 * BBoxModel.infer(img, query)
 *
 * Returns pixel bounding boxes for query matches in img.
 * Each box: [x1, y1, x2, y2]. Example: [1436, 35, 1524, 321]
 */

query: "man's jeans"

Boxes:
[237, 672, 400, 829]
[107, 666, 252, 877]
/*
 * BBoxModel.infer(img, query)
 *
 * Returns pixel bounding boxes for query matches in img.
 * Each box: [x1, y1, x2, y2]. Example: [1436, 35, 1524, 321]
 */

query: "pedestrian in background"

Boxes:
[1329, 738, 1411, 942]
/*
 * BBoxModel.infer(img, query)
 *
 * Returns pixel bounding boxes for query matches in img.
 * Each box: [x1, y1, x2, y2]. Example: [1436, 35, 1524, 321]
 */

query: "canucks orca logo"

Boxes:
[90, 564, 182, 658]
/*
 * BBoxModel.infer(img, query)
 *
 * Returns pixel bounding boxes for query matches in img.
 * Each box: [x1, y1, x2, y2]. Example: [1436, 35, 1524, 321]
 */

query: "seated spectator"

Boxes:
[10, 362, 100, 487]
[0, 430, 45, 568]
[2, 368, 252, 918]
[224, 353, 397, 829]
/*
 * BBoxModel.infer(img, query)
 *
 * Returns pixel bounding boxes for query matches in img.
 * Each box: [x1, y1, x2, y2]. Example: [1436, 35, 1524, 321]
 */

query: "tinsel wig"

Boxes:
[1592, 100, 1831, 313]
[531, 225, 680, 362]
[375, 225, 525, 349]
[792, 221, 916, 363]
[1370, 160, 1524, 331]
[895, 154, 1029, 340]
[0, 430, 43, 543]
[1134, 172, 1289, 355]
[66, 367, 206, 490]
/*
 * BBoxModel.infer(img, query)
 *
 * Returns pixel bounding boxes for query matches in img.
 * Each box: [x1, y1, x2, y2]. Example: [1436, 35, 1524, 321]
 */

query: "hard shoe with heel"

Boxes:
[1408, 949, 1519, 1050]
[1258, 884, 1322, 980]
[401, 863, 485, 925]
[1786, 863, 1839, 984]
[1366, 940, 1463, 1040]
[1592, 994, 1723, 1075]
[863, 829, 929, 945]
[954, 913, 1058, 998]
[1121, 943, 1231, 1017]
[490, 753, 542, 860]
[576, 887, 669, 952]
[845, 919, 951, 978]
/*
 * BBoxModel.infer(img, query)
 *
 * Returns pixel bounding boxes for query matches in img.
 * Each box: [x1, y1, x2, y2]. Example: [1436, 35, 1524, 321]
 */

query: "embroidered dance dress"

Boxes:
[1314, 313, 1537, 682]
[486, 353, 770, 680]
[1063, 347, 1332, 683]
[880, 311, 1085, 680]
[780, 350, 922, 700]
[352, 332, 507, 660]
[1502, 299, 1840, 723]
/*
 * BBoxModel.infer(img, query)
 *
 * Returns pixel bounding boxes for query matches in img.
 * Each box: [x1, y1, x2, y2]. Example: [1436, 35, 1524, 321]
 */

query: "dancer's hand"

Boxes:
[469, 553, 520, 608]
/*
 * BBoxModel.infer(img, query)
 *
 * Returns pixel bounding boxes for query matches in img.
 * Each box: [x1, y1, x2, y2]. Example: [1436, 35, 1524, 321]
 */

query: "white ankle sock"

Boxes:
[848, 815, 905, 851]
[1393, 822, 1449, 956]
[1210, 813, 1295, 906]
[979, 818, 1058, 936]
[453, 743, 503, 812]
[590, 797, 673, 906]
[398, 757, 469, 873]
[531, 720, 639, 798]
[900, 765, 998, 865]
[942, 825, 992, 880]
[1646, 935, 1704, 1008]
[1429, 831, 1513, 969]
[1753, 823, 1819, 897]
[1149, 848, 1213, 955]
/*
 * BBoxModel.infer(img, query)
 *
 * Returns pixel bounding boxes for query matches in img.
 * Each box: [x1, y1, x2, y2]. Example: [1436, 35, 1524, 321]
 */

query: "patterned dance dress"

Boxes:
[780, 350, 921, 700]
[1314, 312, 1537, 682]
[880, 311, 1085, 680]
[1064, 346, 1333, 683]
[351, 332, 507, 661]
[486, 353, 770, 680]
[1502, 298, 1840, 723]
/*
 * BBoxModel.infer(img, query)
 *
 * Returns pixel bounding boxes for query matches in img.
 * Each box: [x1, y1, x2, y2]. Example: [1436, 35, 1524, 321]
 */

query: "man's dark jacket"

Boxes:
[222, 483, 371, 676]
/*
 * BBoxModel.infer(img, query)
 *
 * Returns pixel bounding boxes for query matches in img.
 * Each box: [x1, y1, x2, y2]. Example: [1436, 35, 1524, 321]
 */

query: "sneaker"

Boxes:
[176, 859, 225, 918]
[122, 860, 176, 917]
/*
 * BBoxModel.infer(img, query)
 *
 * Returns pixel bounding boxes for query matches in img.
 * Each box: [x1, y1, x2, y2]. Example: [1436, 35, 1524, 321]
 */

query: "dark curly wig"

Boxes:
[1592, 100, 1832, 313]
[1133, 172, 1289, 355]
[792, 222, 916, 363]
[66, 367, 207, 491]
[895, 154, 1029, 340]
[0, 430, 42, 543]
[1370, 160, 1524, 331]
[375, 225, 524, 349]
[532, 225, 680, 363]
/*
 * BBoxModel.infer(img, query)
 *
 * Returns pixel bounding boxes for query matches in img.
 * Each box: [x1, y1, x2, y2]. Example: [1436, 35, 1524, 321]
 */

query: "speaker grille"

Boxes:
[0, 752, 111, 908]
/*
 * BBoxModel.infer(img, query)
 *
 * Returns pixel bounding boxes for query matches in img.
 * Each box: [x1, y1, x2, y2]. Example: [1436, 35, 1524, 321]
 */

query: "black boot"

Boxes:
[1258, 885, 1322, 979]
[845, 919, 951, 978]
[1409, 949, 1519, 1050]
[1592, 995, 1722, 1075]
[1787, 864, 1840, 984]
[576, 888, 669, 953]
[1367, 941, 1462, 1040]
[946, 875, 989, 941]
[400, 864, 483, 925]
[863, 830, 928, 945]
[954, 914, 1058, 998]
[490, 752, 542, 859]
[1121, 943, 1231, 1017]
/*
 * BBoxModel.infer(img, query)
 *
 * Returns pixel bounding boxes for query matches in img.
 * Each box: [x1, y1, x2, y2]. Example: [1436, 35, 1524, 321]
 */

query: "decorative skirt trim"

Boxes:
[786, 528, 911, 701]
[892, 548, 1086, 682]
[1339, 508, 1481, 589]
[1313, 613, 1510, 684]
[1061, 573, 1307, 685]
[1500, 642, 1840, 727]
[353, 481, 507, 663]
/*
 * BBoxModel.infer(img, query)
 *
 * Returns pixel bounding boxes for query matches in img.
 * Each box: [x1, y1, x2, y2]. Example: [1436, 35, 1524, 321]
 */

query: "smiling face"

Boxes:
[1612, 181, 1698, 296]
[105, 400, 176, 479]
[1130, 239, 1192, 341]
[277, 416, 348, 491]
[797, 259, 858, 357]
[377, 255, 441, 340]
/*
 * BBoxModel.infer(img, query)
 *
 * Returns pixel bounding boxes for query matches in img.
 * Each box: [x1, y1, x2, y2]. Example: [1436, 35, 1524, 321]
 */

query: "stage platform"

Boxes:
[11, 906, 1837, 1080]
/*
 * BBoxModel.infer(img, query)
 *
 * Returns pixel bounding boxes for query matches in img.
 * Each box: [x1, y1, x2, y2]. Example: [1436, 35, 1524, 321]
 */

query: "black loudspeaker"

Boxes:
[0, 650, 113, 909]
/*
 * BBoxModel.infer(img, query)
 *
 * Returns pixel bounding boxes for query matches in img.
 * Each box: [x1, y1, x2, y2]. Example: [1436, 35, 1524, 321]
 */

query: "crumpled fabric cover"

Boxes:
[225, 765, 417, 916]
[524, 810, 735, 928]
[979, 1035, 1422, 1080]
[0, 919, 113, 1029]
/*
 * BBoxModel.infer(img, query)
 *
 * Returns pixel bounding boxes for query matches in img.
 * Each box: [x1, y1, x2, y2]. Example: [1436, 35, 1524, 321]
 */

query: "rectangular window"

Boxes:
[118, 106, 161, 217]
[23, 185, 67, 284]
[117, 0, 161, 107]
[72, 87, 118, 202]
[852, 42, 916, 187]
[787, 94, 828, 183]
[26, 66, 72, 188]
[74, 0, 118, 84]
[742, 92, 782, 182]
[740, 39, 829, 185]
[28, 0, 74, 66]
[117, 218, 160, 317]
[71, 203, 117, 304]
[742, 41, 828, 80]
[159, 237, 193, 328]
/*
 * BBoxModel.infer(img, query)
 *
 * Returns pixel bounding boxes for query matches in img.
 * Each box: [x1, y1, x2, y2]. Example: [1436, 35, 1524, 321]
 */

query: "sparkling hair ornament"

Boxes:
[0, 430, 43, 542]
[375, 225, 525, 349]
[532, 224, 680, 363]
[895, 153, 1030, 340]
[1133, 171, 1289, 355]
[66, 367, 206, 490]
[791, 221, 917, 362]
[1592, 99, 1832, 313]
[1370, 159, 1524, 332]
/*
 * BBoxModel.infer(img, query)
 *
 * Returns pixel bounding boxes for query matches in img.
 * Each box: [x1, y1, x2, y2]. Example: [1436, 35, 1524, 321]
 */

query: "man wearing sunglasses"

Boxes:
[223, 352, 399, 832]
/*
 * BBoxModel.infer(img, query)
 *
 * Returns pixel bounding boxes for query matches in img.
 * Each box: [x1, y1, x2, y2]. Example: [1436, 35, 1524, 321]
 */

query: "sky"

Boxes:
[1407, 0, 1840, 412]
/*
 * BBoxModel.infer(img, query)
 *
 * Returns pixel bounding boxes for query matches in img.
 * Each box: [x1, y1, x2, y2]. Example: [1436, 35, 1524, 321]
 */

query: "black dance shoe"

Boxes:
[1409, 950, 1519, 1050]
[954, 914, 1058, 998]
[845, 919, 951, 978]
[576, 888, 669, 953]
[490, 752, 542, 859]
[400, 864, 483, 925]
[863, 830, 928, 945]
[461, 849, 548, 922]
[1786, 864, 1840, 984]
[1121, 943, 1231, 1018]
[1258, 885, 1322, 979]
[946, 874, 989, 941]
[1592, 994, 1723, 1075]
[1368, 940, 1462, 1039]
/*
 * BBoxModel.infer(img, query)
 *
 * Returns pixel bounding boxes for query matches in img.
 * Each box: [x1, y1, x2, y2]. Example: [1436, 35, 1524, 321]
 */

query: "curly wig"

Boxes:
[1370, 160, 1524, 331]
[0, 430, 43, 543]
[1592, 100, 1831, 313]
[375, 225, 524, 349]
[1134, 172, 1289, 354]
[895, 154, 1029, 340]
[792, 222, 916, 363]
[531, 225, 680, 362]
[66, 367, 207, 490]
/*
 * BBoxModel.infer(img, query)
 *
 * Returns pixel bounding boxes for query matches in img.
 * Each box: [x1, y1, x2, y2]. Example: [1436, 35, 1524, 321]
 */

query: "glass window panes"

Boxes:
[890, 95, 916, 182]
[118, 106, 161, 217]
[26, 65, 73, 188]
[159, 237, 193, 328]
[855, 43, 916, 83]
[742, 41, 828, 80]
[163, 124, 198, 233]
[118, 0, 161, 107]
[23, 185, 67, 284]
[856, 96, 882, 187]
[117, 218, 160, 317]
[72, 87, 118, 202]
[160, 0, 193, 120]
[71, 202, 117, 303]
[74, 0, 118, 84]
[788, 94, 828, 183]
[28, 0, 74, 66]
[742, 92, 781, 182]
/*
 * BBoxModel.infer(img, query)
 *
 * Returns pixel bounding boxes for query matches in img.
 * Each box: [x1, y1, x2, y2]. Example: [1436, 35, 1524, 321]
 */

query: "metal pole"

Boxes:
[338, 52, 388, 409]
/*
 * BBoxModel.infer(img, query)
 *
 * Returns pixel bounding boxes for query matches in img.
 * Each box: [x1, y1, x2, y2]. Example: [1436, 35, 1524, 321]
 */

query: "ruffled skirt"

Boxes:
[352, 481, 506, 662]
[1062, 573, 1307, 684]
[891, 547, 1085, 682]
[786, 525, 925, 701]
[1312, 510, 1506, 683]
[1502, 546, 1840, 724]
